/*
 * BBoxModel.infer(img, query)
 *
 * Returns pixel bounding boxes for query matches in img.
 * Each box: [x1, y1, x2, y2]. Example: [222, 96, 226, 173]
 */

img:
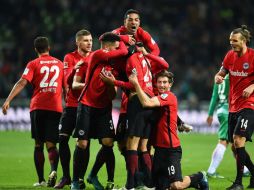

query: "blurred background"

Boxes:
[0, 0, 253, 131]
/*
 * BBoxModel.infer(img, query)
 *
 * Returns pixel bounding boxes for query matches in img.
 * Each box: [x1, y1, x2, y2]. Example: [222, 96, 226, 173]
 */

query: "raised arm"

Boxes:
[207, 83, 219, 126]
[129, 73, 160, 108]
[2, 78, 28, 115]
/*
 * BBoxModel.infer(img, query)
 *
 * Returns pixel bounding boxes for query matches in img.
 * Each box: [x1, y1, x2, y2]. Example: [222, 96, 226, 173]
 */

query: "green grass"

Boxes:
[0, 131, 253, 189]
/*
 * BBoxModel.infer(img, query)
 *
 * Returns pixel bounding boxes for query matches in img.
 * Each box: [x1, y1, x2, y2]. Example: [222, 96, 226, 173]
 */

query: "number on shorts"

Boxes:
[240, 118, 248, 129]
[168, 165, 175, 176]
[40, 65, 60, 87]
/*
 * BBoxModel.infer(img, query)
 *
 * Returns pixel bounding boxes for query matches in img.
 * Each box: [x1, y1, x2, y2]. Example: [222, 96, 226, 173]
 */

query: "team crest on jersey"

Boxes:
[243, 62, 249, 70]
[160, 93, 168, 99]
[78, 130, 85, 136]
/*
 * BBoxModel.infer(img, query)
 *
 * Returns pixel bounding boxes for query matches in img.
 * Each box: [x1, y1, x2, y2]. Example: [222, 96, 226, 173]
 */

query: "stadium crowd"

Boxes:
[1, 0, 254, 109]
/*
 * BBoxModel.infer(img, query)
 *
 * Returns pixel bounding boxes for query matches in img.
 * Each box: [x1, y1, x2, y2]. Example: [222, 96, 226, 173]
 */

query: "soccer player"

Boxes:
[215, 25, 254, 190]
[111, 10, 160, 185]
[54, 29, 92, 189]
[129, 70, 209, 190]
[2, 37, 64, 187]
[70, 32, 128, 190]
[206, 75, 250, 178]
[112, 9, 160, 56]
[110, 45, 168, 189]
[206, 74, 229, 178]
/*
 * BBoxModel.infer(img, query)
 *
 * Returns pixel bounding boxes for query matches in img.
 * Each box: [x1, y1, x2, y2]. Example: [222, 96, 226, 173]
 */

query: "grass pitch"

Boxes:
[0, 131, 253, 189]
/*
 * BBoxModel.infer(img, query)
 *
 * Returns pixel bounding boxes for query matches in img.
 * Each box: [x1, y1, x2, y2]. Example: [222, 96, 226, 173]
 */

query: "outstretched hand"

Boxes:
[206, 116, 213, 126]
[242, 84, 254, 98]
[128, 73, 138, 86]
[2, 101, 10, 115]
[215, 75, 224, 84]
[100, 67, 115, 86]
[74, 60, 84, 70]
[128, 35, 136, 45]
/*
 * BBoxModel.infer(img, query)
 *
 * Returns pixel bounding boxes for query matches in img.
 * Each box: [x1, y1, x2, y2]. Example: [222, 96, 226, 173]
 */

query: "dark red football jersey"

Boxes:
[222, 48, 254, 112]
[63, 51, 91, 107]
[80, 42, 128, 108]
[22, 54, 64, 112]
[151, 91, 180, 148]
[114, 52, 169, 97]
[113, 26, 160, 56]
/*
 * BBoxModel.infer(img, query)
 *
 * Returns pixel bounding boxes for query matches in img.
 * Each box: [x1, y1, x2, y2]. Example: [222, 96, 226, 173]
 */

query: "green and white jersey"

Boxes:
[208, 75, 229, 116]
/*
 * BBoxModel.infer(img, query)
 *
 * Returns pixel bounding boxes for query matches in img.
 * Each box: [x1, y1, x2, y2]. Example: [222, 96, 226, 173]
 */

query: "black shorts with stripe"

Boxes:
[59, 107, 77, 136]
[30, 109, 62, 143]
[115, 112, 127, 142]
[228, 108, 254, 143]
[127, 95, 153, 138]
[73, 103, 115, 140]
[152, 146, 183, 190]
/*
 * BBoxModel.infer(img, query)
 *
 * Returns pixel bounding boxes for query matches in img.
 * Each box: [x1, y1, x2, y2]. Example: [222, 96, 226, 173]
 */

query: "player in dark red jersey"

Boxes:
[129, 70, 209, 190]
[54, 30, 92, 189]
[2, 37, 64, 188]
[70, 32, 128, 190]
[102, 45, 168, 189]
[215, 25, 254, 190]
[113, 9, 160, 56]
[111, 10, 160, 185]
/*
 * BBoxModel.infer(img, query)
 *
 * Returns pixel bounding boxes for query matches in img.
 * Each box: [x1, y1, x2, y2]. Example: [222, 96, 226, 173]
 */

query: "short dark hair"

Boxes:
[99, 32, 120, 42]
[34, 36, 49, 53]
[75, 29, 91, 40]
[232, 25, 252, 44]
[156, 70, 174, 83]
[124, 9, 140, 19]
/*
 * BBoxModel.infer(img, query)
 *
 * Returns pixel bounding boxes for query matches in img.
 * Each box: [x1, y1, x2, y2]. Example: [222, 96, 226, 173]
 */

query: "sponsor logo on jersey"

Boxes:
[229, 70, 248, 77]
[40, 60, 58, 64]
[78, 130, 85, 136]
[243, 62, 249, 70]
[23, 68, 29, 75]
[160, 93, 168, 99]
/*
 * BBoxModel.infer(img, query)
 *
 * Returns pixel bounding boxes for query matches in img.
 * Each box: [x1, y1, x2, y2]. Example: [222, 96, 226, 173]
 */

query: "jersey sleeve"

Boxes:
[139, 28, 160, 56]
[222, 51, 232, 72]
[63, 54, 75, 88]
[158, 92, 177, 107]
[119, 35, 130, 44]
[208, 83, 219, 116]
[114, 80, 134, 90]
[75, 64, 87, 80]
[21, 61, 35, 83]
[146, 54, 169, 73]
[95, 41, 128, 62]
